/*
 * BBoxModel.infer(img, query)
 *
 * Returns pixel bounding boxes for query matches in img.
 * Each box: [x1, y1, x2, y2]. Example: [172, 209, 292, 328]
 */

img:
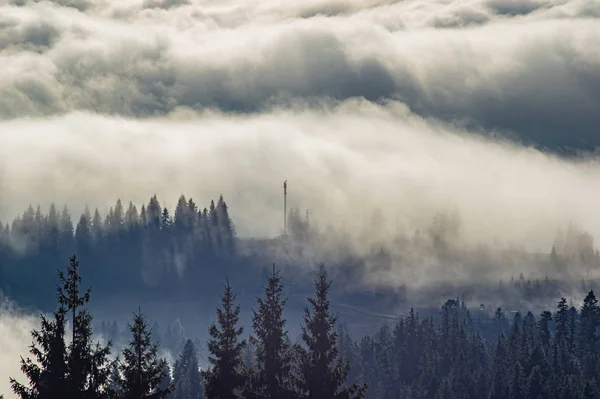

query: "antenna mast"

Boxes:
[283, 180, 287, 236]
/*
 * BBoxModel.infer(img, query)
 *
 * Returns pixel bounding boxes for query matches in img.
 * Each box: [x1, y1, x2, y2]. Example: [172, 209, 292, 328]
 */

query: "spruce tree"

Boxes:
[294, 265, 366, 399]
[248, 266, 295, 399]
[216, 195, 235, 256]
[58, 255, 112, 398]
[526, 365, 545, 399]
[10, 304, 68, 399]
[120, 309, 172, 399]
[108, 360, 123, 399]
[11, 255, 111, 399]
[173, 340, 203, 399]
[578, 290, 599, 379]
[538, 311, 552, 351]
[555, 298, 570, 346]
[202, 281, 247, 399]
[158, 360, 174, 399]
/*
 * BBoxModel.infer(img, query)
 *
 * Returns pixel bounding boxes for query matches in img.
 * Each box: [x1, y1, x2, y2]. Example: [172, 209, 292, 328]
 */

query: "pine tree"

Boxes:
[161, 208, 171, 233]
[91, 208, 104, 242]
[555, 298, 570, 346]
[125, 202, 140, 231]
[526, 365, 545, 399]
[295, 265, 366, 399]
[59, 206, 74, 251]
[10, 255, 111, 399]
[578, 290, 599, 378]
[489, 334, 510, 399]
[202, 281, 247, 399]
[216, 195, 235, 256]
[249, 266, 295, 399]
[58, 255, 112, 398]
[173, 340, 203, 399]
[508, 361, 526, 399]
[174, 195, 189, 233]
[208, 200, 221, 251]
[538, 311, 552, 351]
[108, 360, 123, 399]
[46, 203, 60, 249]
[120, 309, 172, 399]
[10, 303, 68, 399]
[158, 360, 174, 399]
[147, 195, 162, 230]
[76, 206, 93, 252]
[112, 199, 125, 233]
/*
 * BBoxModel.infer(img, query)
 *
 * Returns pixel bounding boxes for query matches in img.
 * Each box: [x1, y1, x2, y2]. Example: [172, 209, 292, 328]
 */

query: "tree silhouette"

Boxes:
[202, 281, 247, 399]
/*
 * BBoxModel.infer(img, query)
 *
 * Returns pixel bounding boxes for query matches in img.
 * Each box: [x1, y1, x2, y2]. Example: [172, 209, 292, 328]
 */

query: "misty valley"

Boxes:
[1, 194, 600, 398]
[2, 0, 600, 396]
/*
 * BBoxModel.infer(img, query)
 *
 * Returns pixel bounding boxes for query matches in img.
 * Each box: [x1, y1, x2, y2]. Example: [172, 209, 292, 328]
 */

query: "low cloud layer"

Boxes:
[0, 298, 40, 397]
[3, 101, 600, 252]
[0, 0, 599, 149]
[1, 0, 600, 334]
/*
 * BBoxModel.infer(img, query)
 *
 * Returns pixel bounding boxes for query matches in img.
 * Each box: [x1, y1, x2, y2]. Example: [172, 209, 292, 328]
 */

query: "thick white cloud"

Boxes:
[1, 1, 600, 393]
[0, 298, 40, 398]
[0, 0, 598, 271]
[2, 101, 600, 251]
[0, 0, 598, 146]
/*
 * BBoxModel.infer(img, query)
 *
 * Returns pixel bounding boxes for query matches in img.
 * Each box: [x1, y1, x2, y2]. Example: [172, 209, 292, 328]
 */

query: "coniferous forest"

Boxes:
[2, 0, 600, 396]
[2, 193, 599, 310]
[3, 194, 600, 398]
[5, 252, 600, 399]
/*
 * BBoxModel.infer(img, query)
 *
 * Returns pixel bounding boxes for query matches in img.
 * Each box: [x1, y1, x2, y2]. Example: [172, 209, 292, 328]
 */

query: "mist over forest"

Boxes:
[1, 0, 600, 398]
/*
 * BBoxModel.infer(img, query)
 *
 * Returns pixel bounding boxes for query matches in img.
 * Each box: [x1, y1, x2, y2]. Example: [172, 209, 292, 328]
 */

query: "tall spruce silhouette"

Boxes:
[295, 265, 366, 399]
[173, 340, 203, 399]
[202, 280, 247, 399]
[247, 265, 295, 399]
[120, 308, 172, 399]
[10, 255, 111, 399]
[10, 300, 68, 399]
[58, 255, 112, 398]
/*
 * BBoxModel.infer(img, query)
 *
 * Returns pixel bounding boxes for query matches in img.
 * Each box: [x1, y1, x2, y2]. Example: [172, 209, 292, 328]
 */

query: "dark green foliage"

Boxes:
[247, 266, 295, 399]
[578, 290, 599, 380]
[10, 305, 68, 399]
[59, 255, 113, 398]
[0, 194, 243, 307]
[10, 255, 111, 399]
[202, 281, 247, 399]
[216, 195, 236, 256]
[108, 360, 123, 399]
[120, 309, 173, 399]
[158, 360, 174, 399]
[173, 340, 203, 399]
[11, 246, 600, 399]
[295, 266, 366, 399]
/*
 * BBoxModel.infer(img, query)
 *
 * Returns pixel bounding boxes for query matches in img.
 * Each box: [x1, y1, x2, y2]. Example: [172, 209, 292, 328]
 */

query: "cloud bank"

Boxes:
[0, 298, 40, 398]
[0, 0, 598, 148]
[1, 0, 600, 281]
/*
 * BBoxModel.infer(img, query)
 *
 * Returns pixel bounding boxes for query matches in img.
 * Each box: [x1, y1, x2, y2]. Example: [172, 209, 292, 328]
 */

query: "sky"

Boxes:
[1, 0, 600, 394]
[1, 0, 600, 247]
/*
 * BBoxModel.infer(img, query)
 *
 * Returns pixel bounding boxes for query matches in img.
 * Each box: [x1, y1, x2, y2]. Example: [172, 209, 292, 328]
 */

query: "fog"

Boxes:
[1, 0, 598, 243]
[3, 102, 600, 250]
[0, 298, 41, 396]
[2, 0, 600, 282]
[1, 0, 600, 393]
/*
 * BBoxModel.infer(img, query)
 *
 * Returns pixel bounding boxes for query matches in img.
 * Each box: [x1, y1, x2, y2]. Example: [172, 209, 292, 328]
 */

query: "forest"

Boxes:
[0, 194, 255, 307]
[5, 252, 600, 399]
[3, 194, 600, 398]
[1, 193, 599, 311]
